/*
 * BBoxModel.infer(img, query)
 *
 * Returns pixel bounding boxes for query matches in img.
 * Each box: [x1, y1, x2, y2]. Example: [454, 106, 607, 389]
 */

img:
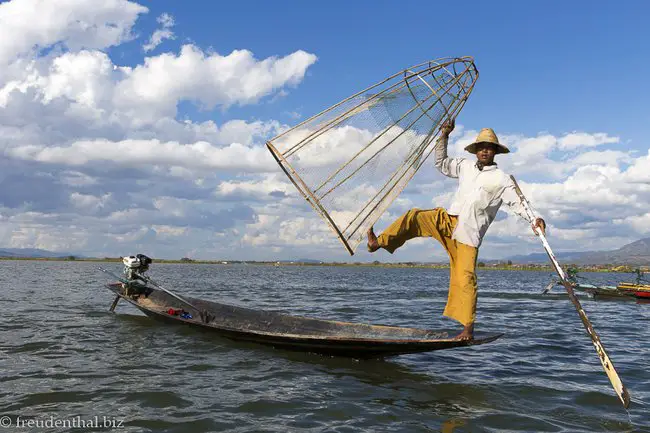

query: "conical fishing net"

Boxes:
[267, 57, 479, 254]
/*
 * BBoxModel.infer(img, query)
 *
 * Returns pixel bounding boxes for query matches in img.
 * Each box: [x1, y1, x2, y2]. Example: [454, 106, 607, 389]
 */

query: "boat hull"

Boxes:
[106, 283, 502, 358]
[617, 282, 650, 299]
[568, 282, 650, 302]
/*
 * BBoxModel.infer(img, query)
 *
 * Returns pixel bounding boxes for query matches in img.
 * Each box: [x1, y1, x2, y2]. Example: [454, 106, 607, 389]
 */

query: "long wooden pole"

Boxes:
[510, 176, 631, 408]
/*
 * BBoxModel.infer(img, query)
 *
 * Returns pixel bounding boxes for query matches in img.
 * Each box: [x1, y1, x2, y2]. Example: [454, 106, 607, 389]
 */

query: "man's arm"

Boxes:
[502, 178, 546, 235]
[434, 119, 463, 178]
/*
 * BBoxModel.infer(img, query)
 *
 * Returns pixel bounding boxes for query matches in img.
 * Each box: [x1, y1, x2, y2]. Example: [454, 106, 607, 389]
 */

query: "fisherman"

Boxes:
[367, 120, 546, 340]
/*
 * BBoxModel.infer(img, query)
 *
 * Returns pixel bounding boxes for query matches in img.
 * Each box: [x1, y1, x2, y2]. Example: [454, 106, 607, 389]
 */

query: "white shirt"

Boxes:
[434, 136, 532, 248]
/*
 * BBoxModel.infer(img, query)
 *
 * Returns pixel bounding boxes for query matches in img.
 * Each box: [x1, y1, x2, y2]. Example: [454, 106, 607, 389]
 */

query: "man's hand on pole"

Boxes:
[440, 118, 455, 138]
[533, 217, 546, 236]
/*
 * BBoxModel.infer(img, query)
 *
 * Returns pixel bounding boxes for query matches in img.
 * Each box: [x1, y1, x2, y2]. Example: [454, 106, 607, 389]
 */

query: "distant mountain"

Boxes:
[506, 251, 587, 263]
[0, 248, 80, 258]
[577, 238, 650, 265]
[506, 237, 650, 265]
[613, 237, 650, 256]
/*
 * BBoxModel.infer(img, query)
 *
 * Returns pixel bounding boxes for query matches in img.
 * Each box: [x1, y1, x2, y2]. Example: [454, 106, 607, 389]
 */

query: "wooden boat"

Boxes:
[572, 282, 629, 299]
[105, 282, 502, 358]
[548, 281, 650, 302]
[545, 279, 626, 299]
[616, 282, 650, 299]
[545, 267, 650, 301]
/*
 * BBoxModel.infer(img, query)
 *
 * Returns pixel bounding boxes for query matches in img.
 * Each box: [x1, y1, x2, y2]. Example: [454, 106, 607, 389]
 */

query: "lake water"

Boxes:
[0, 260, 648, 432]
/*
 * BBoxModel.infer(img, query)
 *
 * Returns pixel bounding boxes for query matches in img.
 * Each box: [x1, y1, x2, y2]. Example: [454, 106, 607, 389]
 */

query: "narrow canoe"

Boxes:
[617, 282, 650, 299]
[106, 283, 502, 358]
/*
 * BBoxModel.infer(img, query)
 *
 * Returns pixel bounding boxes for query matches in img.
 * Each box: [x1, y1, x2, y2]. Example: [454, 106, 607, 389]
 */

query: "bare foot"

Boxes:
[367, 226, 379, 252]
[454, 323, 474, 341]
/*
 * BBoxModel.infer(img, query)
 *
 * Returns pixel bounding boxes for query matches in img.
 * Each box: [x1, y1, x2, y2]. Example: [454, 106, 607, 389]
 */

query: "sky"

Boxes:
[0, 0, 648, 262]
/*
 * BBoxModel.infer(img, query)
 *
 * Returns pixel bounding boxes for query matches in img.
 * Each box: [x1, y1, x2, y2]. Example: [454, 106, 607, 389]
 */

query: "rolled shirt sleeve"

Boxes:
[501, 178, 535, 224]
[434, 135, 463, 178]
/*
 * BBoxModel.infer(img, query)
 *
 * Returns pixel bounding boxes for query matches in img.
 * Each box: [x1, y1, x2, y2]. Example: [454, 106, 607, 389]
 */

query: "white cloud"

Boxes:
[152, 224, 188, 238]
[510, 134, 556, 159]
[570, 150, 632, 167]
[1, 124, 648, 259]
[623, 149, 650, 183]
[531, 165, 644, 210]
[0, 0, 646, 261]
[5, 138, 278, 172]
[0, 50, 118, 120]
[447, 131, 622, 181]
[143, 13, 175, 53]
[60, 171, 98, 187]
[70, 192, 113, 212]
[9, 226, 88, 251]
[0, 1, 315, 141]
[114, 45, 317, 121]
[216, 119, 282, 146]
[285, 111, 302, 120]
[0, 46, 316, 126]
[557, 132, 619, 150]
[242, 213, 335, 251]
[0, 0, 147, 67]
[0, 0, 320, 258]
[613, 213, 650, 234]
[216, 175, 296, 201]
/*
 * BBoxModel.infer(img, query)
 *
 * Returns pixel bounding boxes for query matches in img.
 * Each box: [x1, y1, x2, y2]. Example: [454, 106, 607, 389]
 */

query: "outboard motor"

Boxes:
[122, 254, 153, 282]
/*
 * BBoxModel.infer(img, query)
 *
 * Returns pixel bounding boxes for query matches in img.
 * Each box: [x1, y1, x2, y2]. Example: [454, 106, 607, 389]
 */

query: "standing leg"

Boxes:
[443, 241, 478, 340]
[368, 208, 479, 338]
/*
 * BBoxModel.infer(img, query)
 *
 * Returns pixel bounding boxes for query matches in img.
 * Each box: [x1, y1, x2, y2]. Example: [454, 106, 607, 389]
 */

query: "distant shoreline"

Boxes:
[0, 256, 639, 273]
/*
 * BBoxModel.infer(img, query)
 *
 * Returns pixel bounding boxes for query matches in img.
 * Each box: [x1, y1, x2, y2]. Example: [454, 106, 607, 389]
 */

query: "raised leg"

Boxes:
[371, 208, 454, 254]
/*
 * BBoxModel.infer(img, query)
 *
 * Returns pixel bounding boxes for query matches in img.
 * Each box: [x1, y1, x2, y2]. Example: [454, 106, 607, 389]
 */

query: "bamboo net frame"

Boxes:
[266, 57, 479, 255]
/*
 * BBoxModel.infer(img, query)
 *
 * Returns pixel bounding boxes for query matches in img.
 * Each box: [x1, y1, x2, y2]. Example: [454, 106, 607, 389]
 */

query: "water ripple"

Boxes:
[0, 262, 648, 432]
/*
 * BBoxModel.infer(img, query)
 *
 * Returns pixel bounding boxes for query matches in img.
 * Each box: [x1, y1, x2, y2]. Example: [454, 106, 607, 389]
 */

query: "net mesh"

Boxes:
[267, 57, 479, 254]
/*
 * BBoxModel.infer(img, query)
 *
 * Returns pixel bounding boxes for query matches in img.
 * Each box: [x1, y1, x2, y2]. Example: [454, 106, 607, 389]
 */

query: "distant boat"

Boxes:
[544, 268, 650, 301]
[616, 282, 650, 299]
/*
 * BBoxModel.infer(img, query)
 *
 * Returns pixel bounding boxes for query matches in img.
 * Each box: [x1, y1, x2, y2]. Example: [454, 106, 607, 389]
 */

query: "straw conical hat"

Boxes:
[464, 128, 510, 154]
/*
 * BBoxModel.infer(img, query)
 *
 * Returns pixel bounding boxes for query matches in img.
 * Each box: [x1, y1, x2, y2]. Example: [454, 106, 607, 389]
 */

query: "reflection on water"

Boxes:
[0, 261, 648, 432]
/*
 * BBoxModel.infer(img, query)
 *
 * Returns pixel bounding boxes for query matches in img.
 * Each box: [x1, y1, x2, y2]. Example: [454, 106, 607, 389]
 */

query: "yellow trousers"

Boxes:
[377, 208, 478, 326]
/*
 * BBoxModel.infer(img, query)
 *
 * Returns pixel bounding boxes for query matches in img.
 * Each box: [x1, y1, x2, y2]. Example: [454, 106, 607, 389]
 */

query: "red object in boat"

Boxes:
[617, 282, 650, 299]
